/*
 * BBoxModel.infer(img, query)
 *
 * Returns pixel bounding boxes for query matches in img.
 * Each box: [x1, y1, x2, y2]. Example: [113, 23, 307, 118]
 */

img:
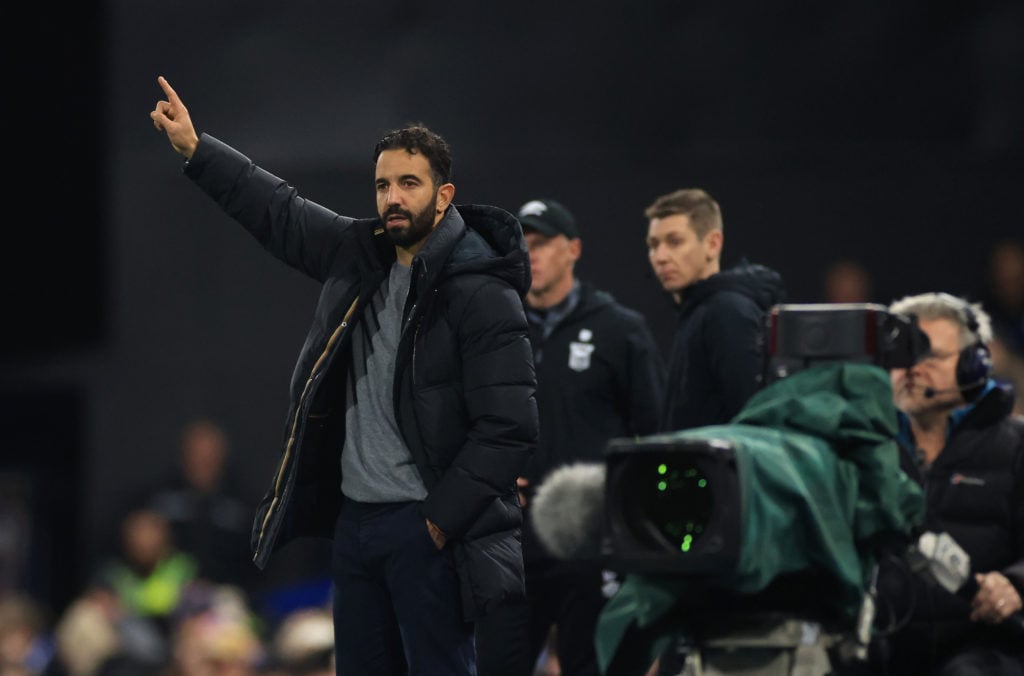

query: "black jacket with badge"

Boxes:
[522, 281, 665, 570]
[877, 382, 1024, 672]
[660, 261, 786, 432]
[182, 134, 539, 619]
[523, 280, 665, 488]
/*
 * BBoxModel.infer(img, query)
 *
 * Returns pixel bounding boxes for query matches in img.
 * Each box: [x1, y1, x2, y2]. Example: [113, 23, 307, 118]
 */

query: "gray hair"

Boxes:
[889, 292, 992, 348]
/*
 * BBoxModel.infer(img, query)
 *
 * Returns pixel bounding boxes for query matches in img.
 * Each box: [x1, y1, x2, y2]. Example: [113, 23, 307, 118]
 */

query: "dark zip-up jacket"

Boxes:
[661, 261, 786, 432]
[523, 281, 665, 488]
[522, 282, 665, 572]
[182, 134, 539, 618]
[880, 382, 1024, 672]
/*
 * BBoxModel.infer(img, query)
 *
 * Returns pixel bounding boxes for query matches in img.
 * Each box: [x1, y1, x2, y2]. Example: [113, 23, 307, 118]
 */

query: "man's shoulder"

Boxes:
[440, 270, 527, 324]
[1002, 412, 1024, 447]
[681, 287, 766, 341]
[700, 263, 786, 310]
[439, 208, 531, 297]
[697, 285, 764, 312]
[578, 284, 649, 325]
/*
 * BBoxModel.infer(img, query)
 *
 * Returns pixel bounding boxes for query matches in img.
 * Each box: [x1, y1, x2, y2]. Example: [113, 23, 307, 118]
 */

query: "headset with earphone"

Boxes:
[919, 299, 993, 401]
[948, 302, 993, 402]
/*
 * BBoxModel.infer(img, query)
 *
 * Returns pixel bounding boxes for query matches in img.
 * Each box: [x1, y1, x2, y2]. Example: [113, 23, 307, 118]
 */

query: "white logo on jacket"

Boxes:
[569, 329, 595, 372]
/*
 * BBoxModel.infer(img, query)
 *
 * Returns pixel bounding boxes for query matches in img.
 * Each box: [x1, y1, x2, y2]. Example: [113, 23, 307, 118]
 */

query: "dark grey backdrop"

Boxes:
[3, 0, 1022, 613]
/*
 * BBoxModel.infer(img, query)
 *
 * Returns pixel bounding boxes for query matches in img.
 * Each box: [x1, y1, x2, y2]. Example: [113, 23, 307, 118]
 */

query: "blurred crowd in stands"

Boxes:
[1, 418, 334, 676]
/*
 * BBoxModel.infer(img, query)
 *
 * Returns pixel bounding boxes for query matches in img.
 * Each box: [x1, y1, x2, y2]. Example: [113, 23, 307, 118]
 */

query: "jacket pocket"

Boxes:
[453, 527, 525, 622]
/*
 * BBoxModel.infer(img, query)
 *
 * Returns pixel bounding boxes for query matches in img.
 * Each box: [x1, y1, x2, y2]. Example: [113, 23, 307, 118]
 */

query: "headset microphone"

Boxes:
[922, 378, 986, 399]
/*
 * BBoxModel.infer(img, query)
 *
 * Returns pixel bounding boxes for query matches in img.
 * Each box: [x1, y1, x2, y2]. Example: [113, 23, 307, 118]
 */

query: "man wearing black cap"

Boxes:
[475, 199, 666, 676]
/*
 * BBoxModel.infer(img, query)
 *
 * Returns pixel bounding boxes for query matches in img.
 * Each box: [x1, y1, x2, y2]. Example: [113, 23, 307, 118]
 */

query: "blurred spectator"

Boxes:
[263, 607, 333, 676]
[165, 584, 264, 676]
[148, 420, 254, 594]
[49, 590, 121, 676]
[47, 580, 265, 676]
[979, 239, 1024, 416]
[143, 419, 326, 628]
[92, 508, 199, 640]
[48, 586, 165, 676]
[822, 258, 873, 304]
[0, 593, 56, 675]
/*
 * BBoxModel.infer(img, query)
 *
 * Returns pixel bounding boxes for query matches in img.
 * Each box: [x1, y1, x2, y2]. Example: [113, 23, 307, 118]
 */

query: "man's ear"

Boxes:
[705, 229, 724, 260]
[437, 183, 455, 213]
[568, 238, 583, 262]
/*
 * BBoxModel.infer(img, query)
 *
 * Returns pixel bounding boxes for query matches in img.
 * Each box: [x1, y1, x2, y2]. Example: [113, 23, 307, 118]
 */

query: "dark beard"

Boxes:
[385, 193, 438, 248]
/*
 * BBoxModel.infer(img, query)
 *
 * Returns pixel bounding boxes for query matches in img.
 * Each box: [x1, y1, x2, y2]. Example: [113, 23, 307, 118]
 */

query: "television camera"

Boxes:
[532, 303, 968, 675]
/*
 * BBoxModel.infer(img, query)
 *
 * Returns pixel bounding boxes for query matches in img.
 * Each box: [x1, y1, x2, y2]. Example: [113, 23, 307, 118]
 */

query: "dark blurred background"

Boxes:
[3, 0, 1022, 617]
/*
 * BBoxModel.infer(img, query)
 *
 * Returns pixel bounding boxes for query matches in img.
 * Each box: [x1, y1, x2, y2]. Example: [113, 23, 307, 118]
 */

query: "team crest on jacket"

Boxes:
[569, 329, 594, 372]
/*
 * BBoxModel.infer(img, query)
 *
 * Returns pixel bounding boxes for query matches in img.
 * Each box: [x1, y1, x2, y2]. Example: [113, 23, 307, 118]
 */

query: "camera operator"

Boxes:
[878, 292, 1024, 675]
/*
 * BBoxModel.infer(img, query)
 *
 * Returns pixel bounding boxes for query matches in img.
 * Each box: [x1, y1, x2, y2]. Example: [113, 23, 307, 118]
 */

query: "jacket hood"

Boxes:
[416, 204, 531, 298]
[682, 260, 786, 311]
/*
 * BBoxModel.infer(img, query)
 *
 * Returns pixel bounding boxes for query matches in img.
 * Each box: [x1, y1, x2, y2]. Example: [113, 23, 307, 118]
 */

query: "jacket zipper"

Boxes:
[253, 297, 360, 562]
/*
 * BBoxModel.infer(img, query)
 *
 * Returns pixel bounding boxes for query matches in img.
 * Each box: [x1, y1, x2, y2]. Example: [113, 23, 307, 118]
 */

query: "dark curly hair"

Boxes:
[373, 124, 453, 187]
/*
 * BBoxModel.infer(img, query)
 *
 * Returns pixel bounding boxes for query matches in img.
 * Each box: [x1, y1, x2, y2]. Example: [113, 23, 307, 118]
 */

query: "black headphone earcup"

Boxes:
[956, 342, 992, 401]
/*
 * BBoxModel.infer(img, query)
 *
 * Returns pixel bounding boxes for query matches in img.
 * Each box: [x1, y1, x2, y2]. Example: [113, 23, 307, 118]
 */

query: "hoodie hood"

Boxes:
[681, 261, 786, 313]
[413, 204, 531, 299]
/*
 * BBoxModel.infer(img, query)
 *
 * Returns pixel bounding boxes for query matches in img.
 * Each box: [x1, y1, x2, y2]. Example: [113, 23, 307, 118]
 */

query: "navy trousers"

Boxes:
[332, 499, 476, 675]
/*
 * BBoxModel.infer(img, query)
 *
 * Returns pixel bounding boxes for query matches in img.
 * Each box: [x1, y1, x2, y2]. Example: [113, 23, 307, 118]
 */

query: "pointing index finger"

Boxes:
[157, 75, 182, 105]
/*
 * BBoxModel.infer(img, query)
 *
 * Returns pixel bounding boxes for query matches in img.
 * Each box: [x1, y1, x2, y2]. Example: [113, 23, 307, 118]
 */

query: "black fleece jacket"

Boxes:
[660, 261, 786, 432]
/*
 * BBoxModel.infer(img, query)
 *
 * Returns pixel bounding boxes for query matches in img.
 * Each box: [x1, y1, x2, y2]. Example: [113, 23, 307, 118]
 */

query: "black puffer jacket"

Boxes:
[660, 261, 786, 432]
[183, 134, 539, 619]
[878, 382, 1024, 673]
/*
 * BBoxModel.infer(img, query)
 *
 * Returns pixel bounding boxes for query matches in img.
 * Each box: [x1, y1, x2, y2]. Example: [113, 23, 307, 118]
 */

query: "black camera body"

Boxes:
[602, 303, 929, 575]
[595, 303, 934, 674]
[602, 436, 741, 574]
[763, 303, 930, 385]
